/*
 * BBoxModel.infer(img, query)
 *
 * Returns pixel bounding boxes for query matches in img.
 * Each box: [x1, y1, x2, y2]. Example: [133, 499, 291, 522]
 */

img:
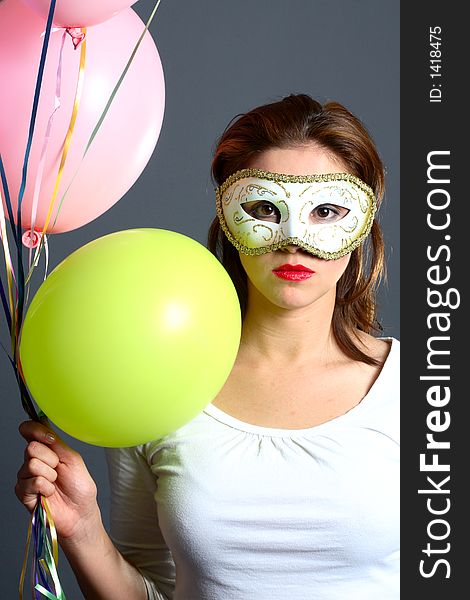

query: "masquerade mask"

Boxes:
[216, 169, 377, 259]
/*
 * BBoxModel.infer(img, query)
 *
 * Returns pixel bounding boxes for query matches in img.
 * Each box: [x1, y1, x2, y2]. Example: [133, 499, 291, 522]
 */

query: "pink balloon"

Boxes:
[21, 0, 139, 28]
[0, 0, 165, 233]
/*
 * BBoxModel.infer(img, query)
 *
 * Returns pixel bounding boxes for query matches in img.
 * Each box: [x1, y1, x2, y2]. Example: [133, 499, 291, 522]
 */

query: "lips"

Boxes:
[272, 264, 314, 281]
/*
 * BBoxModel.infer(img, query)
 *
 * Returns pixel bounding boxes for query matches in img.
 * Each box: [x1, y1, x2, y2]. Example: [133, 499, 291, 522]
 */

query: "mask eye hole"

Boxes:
[241, 201, 281, 224]
[310, 204, 350, 224]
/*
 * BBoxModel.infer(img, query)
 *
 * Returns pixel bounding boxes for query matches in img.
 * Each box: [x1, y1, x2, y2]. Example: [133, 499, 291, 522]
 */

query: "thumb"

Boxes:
[35, 417, 80, 464]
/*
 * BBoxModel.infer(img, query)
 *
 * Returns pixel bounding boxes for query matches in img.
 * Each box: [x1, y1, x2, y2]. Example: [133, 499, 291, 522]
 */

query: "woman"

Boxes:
[16, 94, 399, 599]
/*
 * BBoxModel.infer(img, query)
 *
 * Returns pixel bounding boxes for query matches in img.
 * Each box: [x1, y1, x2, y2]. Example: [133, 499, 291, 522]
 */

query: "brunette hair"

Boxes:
[207, 94, 386, 365]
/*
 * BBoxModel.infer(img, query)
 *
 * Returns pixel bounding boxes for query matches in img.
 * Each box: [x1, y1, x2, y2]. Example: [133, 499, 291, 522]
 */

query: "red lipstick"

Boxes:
[272, 264, 314, 281]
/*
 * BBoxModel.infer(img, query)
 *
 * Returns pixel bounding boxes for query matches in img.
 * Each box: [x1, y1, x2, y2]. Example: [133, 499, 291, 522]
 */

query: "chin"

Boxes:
[269, 289, 326, 311]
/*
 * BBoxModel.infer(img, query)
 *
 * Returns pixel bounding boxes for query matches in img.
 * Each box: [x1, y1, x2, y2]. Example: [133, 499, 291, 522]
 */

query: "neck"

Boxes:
[239, 283, 339, 367]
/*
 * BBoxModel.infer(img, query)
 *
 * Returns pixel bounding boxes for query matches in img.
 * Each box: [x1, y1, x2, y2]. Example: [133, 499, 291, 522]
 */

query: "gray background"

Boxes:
[0, 0, 399, 596]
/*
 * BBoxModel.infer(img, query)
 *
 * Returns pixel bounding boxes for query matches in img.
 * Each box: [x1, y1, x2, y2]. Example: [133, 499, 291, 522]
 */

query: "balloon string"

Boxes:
[43, 28, 87, 235]
[54, 0, 163, 215]
[0, 177, 18, 354]
[0, 153, 19, 247]
[0, 159, 18, 339]
[19, 496, 66, 600]
[0, 196, 16, 326]
[0, 276, 11, 333]
[25, 233, 49, 288]
[16, 0, 57, 227]
[18, 503, 33, 600]
[27, 26, 87, 281]
[84, 0, 162, 155]
[2, 4, 62, 597]
[40, 497, 59, 565]
[1, 195, 48, 417]
[27, 29, 67, 278]
[14, 358, 39, 420]
[10, 3, 161, 594]
[15, 0, 56, 347]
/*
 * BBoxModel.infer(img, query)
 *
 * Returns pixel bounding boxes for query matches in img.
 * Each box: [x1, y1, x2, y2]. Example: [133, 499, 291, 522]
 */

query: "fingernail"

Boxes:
[45, 432, 56, 443]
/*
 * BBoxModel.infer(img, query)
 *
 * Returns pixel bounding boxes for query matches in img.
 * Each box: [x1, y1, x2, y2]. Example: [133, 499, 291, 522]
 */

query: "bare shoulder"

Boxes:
[356, 331, 393, 364]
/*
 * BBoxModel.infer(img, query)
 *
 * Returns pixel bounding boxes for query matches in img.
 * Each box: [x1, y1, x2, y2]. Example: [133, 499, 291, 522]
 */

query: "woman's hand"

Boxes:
[16, 421, 149, 599]
[15, 420, 100, 543]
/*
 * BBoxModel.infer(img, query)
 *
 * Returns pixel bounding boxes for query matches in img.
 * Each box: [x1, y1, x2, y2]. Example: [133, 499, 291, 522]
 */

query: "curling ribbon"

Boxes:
[18, 508, 33, 600]
[0, 153, 19, 246]
[19, 496, 65, 600]
[1, 0, 66, 596]
[54, 0, 163, 217]
[84, 0, 162, 154]
[25, 232, 49, 288]
[40, 27, 87, 238]
[25, 29, 67, 308]
[27, 28, 86, 288]
[16, 0, 57, 232]
[7, 3, 165, 599]
[0, 277, 11, 332]
[27, 29, 67, 262]
[1, 167, 39, 417]
[0, 189, 16, 332]
[0, 164, 18, 354]
[15, 0, 57, 344]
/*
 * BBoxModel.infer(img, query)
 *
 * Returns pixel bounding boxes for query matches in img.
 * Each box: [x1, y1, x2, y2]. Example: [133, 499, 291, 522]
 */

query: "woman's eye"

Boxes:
[310, 204, 349, 224]
[242, 201, 281, 223]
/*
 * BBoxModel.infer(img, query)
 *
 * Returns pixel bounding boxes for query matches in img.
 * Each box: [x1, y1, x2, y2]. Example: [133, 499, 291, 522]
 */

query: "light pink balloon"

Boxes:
[21, 0, 139, 28]
[0, 0, 165, 233]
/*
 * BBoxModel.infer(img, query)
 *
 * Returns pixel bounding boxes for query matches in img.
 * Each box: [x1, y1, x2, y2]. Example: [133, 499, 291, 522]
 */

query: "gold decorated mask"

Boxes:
[216, 169, 377, 259]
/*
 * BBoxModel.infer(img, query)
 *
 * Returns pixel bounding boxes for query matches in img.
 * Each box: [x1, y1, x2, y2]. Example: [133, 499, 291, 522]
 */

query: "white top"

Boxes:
[106, 338, 400, 600]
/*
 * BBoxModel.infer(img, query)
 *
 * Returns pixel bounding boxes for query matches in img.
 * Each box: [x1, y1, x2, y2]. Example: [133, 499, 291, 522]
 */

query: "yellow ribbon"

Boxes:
[18, 496, 63, 600]
[18, 506, 33, 600]
[41, 29, 87, 237]
[41, 496, 59, 566]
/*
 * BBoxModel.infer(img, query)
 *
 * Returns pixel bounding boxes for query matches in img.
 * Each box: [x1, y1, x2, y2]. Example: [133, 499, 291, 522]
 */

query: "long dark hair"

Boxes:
[208, 94, 386, 366]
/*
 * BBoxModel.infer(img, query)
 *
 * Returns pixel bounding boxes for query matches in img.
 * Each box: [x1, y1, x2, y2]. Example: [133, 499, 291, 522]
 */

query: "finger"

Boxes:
[24, 441, 60, 469]
[19, 421, 79, 464]
[15, 476, 56, 505]
[17, 456, 58, 483]
[19, 420, 58, 445]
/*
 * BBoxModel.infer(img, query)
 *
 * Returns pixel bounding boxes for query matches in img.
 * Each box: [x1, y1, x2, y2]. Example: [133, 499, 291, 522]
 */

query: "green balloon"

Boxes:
[20, 229, 241, 447]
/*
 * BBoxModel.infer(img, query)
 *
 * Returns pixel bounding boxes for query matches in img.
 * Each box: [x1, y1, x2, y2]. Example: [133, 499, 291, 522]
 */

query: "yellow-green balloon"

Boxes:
[20, 229, 241, 447]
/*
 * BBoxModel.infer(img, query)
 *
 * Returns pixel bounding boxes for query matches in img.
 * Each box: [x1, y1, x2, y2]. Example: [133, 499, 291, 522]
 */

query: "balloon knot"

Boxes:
[66, 27, 86, 50]
[22, 230, 41, 249]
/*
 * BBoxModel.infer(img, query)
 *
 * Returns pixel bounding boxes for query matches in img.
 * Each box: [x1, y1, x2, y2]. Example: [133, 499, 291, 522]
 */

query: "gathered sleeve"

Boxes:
[105, 446, 175, 600]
